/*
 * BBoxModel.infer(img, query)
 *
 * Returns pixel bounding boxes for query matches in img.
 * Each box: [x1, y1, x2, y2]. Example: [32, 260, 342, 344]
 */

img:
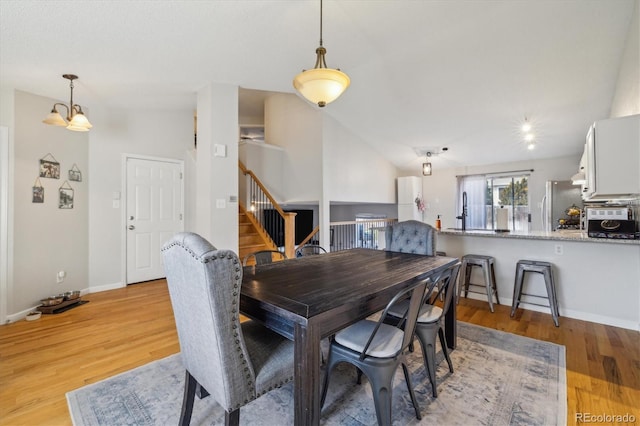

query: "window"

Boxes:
[457, 173, 530, 231]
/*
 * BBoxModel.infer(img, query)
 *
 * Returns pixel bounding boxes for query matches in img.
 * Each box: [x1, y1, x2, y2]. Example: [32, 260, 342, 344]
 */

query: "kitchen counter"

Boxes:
[439, 228, 640, 245]
[436, 229, 640, 331]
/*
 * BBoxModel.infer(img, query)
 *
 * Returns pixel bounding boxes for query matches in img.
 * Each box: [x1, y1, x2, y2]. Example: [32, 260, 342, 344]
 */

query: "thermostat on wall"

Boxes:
[214, 144, 227, 157]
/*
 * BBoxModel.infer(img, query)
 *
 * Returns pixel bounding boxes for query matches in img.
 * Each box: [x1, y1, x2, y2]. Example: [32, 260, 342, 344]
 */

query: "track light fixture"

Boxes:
[43, 74, 93, 132]
[293, 0, 350, 107]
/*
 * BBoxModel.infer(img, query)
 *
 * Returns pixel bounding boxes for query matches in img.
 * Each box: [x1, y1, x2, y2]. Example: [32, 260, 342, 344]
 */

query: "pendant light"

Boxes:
[421, 151, 433, 176]
[43, 74, 93, 132]
[293, 0, 350, 107]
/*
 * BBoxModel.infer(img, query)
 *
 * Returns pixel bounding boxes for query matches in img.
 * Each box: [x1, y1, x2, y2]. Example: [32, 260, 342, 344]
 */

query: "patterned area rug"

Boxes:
[67, 322, 566, 425]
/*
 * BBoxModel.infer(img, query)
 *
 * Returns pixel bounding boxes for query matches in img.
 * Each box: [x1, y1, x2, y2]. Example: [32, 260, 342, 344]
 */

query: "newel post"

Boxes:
[283, 212, 297, 259]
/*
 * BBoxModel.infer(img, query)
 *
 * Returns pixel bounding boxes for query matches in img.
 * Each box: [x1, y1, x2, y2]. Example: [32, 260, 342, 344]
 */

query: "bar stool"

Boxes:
[458, 254, 499, 312]
[510, 260, 560, 327]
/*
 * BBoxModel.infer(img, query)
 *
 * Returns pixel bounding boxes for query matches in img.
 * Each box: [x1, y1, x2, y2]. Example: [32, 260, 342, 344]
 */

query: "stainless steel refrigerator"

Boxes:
[541, 180, 584, 231]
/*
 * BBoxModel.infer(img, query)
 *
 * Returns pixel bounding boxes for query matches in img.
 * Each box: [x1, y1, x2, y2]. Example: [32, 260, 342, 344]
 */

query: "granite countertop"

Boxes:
[438, 228, 640, 245]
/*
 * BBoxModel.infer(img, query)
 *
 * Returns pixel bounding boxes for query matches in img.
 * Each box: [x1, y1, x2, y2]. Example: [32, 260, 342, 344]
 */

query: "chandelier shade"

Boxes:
[293, 62, 350, 107]
[293, 0, 350, 107]
[43, 109, 68, 127]
[43, 74, 93, 132]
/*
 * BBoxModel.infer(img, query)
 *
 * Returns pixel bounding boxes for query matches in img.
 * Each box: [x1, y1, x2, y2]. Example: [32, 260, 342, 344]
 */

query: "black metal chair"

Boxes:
[242, 250, 288, 266]
[295, 244, 327, 257]
[386, 261, 461, 397]
[320, 279, 430, 425]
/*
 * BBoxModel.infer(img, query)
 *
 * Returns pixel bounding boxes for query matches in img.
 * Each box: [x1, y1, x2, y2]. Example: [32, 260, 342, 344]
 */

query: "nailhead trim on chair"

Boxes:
[164, 237, 295, 412]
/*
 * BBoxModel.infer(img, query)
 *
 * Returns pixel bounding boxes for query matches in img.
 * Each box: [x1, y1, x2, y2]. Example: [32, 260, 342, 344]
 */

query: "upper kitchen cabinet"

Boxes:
[582, 114, 640, 200]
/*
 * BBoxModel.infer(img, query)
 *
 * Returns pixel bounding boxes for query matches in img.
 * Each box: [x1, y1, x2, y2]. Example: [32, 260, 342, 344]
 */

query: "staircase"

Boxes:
[238, 204, 278, 262]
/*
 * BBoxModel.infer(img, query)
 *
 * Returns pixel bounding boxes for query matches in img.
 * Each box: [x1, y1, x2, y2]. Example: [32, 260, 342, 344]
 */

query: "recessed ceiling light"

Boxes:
[524, 133, 535, 142]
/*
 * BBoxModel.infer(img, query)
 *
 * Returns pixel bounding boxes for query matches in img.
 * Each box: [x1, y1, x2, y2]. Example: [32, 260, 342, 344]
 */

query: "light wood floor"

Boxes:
[1, 280, 638, 425]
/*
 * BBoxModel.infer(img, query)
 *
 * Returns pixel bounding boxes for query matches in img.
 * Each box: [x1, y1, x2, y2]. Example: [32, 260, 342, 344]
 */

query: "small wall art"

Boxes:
[68, 164, 82, 182]
[59, 181, 74, 209]
[32, 178, 44, 203]
[39, 153, 60, 179]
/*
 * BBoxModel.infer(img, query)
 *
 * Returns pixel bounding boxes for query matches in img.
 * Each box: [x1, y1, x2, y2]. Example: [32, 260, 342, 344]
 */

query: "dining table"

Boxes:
[240, 248, 459, 426]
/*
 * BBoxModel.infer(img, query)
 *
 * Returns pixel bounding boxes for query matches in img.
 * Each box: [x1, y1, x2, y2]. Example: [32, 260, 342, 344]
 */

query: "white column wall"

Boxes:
[195, 83, 239, 251]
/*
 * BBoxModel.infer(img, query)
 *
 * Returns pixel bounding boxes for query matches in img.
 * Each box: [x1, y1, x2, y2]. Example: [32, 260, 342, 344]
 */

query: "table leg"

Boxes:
[445, 285, 457, 350]
[293, 322, 322, 425]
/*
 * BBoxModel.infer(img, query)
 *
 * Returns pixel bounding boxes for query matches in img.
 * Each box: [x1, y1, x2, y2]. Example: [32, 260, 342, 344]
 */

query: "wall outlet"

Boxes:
[56, 270, 66, 284]
[554, 244, 563, 255]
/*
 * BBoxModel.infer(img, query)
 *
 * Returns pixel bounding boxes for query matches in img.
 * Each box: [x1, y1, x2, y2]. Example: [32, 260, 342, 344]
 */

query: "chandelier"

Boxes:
[293, 0, 350, 107]
[42, 74, 93, 132]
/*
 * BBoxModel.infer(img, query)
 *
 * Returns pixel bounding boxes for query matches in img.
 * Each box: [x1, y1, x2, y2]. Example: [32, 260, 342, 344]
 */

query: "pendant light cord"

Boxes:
[319, 0, 323, 47]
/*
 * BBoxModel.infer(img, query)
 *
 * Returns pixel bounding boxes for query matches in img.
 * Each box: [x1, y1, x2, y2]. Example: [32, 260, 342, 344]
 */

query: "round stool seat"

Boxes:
[510, 259, 559, 327]
[458, 254, 499, 312]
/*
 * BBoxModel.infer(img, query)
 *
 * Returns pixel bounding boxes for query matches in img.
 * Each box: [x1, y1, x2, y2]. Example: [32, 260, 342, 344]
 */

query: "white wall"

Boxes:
[265, 93, 323, 204]
[88, 106, 193, 291]
[610, 0, 640, 118]
[194, 83, 239, 251]
[323, 115, 397, 204]
[9, 91, 89, 315]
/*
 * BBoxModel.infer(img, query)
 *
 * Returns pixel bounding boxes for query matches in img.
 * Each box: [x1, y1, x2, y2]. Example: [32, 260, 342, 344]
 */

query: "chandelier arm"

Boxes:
[53, 102, 71, 120]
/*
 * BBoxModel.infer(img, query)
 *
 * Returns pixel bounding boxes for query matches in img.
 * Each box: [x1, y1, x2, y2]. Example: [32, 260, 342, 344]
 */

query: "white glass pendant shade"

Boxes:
[67, 112, 92, 131]
[293, 67, 350, 107]
[43, 110, 68, 126]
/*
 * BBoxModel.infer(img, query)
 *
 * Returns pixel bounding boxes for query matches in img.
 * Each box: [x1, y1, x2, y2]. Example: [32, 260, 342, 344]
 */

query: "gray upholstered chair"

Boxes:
[242, 249, 288, 266]
[386, 261, 461, 397]
[385, 220, 436, 255]
[320, 279, 430, 425]
[161, 232, 294, 426]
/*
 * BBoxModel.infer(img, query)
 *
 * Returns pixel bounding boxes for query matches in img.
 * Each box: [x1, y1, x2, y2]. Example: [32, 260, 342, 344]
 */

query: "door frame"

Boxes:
[121, 153, 185, 286]
[0, 127, 10, 324]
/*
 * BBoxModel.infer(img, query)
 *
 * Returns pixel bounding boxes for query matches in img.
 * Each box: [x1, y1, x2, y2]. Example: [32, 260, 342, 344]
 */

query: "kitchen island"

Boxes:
[437, 229, 640, 330]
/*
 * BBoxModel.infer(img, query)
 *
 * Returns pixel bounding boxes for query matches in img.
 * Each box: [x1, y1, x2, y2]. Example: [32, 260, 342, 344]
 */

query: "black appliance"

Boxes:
[586, 206, 638, 239]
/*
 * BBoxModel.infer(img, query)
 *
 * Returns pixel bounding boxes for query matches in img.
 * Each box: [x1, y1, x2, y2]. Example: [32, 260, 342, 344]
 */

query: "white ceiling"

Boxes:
[0, 0, 635, 173]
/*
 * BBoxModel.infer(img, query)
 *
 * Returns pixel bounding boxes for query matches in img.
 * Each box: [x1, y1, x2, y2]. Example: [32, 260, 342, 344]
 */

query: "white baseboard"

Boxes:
[459, 293, 640, 332]
[4, 283, 124, 324]
[88, 282, 125, 293]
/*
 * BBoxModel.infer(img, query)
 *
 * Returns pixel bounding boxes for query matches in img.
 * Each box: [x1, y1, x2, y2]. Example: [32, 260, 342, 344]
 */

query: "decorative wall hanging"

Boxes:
[39, 153, 60, 179]
[32, 178, 44, 203]
[58, 181, 74, 209]
[68, 164, 82, 182]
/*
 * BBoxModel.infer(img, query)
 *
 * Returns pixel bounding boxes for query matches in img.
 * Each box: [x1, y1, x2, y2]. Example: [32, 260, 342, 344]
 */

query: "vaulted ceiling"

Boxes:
[1, 0, 635, 173]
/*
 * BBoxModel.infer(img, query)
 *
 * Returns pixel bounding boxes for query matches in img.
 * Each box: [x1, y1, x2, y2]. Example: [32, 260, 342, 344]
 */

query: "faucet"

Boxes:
[456, 191, 468, 230]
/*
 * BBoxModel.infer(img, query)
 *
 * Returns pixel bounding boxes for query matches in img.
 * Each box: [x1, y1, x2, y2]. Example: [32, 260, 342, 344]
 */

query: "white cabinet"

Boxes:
[582, 114, 640, 200]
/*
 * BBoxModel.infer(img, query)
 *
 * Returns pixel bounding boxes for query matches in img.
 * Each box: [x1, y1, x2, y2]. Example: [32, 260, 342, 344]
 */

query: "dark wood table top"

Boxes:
[241, 248, 457, 327]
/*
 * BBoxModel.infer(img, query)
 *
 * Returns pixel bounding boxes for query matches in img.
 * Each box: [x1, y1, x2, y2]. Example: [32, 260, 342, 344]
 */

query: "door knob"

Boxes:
[129, 216, 134, 220]
[128, 225, 135, 230]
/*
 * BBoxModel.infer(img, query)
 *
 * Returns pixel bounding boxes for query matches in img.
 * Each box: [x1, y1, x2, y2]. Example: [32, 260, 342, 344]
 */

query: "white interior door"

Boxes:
[126, 157, 183, 284]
